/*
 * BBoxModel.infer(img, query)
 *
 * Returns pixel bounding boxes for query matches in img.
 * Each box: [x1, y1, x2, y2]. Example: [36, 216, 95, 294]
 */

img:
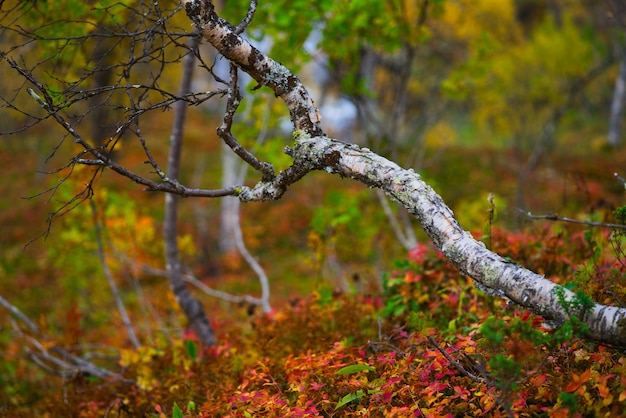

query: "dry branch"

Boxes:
[1, 297, 134, 384]
[90, 200, 140, 348]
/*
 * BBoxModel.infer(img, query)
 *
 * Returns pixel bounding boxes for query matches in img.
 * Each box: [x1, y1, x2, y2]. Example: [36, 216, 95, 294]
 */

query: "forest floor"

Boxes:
[2, 121, 626, 416]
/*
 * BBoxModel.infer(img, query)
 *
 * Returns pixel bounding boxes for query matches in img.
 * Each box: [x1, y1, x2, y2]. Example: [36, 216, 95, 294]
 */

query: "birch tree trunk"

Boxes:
[183, 0, 626, 347]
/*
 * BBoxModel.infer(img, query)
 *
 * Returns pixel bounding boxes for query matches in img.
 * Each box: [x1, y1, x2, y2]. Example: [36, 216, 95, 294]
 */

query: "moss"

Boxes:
[481, 264, 502, 288]
[617, 316, 626, 341]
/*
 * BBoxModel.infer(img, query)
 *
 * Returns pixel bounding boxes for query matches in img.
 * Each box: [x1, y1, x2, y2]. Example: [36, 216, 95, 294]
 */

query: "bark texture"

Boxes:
[184, 0, 626, 347]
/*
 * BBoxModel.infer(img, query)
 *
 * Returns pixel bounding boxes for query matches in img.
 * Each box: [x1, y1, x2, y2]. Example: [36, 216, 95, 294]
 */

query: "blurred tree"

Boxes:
[442, 0, 617, 215]
[606, 0, 626, 147]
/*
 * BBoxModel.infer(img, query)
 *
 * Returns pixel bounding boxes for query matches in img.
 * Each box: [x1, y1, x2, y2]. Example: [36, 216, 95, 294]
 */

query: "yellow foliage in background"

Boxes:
[454, 192, 506, 233]
[423, 121, 458, 149]
[119, 346, 164, 390]
[446, 13, 600, 144]
[441, 0, 521, 45]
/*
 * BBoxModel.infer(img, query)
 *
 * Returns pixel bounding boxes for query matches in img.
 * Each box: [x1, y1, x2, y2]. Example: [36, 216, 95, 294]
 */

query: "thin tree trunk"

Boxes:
[608, 46, 626, 147]
[219, 145, 238, 254]
[376, 189, 417, 251]
[164, 32, 216, 346]
[230, 195, 272, 312]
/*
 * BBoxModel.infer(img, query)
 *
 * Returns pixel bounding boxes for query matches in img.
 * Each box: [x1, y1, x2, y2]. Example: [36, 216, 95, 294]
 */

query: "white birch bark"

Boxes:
[183, 0, 323, 137]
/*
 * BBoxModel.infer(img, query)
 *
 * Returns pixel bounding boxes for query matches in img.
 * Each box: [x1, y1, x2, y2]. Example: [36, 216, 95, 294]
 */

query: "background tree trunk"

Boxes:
[219, 145, 238, 254]
[608, 44, 626, 147]
[164, 33, 216, 346]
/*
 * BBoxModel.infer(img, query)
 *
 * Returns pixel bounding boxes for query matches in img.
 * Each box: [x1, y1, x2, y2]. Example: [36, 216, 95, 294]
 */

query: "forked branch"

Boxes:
[182, 0, 323, 137]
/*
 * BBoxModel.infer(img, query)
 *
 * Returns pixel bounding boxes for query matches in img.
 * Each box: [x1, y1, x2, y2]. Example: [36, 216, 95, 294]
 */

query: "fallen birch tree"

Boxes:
[181, 0, 626, 347]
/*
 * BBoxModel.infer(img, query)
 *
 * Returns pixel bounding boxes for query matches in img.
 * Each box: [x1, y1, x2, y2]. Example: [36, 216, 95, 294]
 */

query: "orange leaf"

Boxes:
[563, 369, 591, 393]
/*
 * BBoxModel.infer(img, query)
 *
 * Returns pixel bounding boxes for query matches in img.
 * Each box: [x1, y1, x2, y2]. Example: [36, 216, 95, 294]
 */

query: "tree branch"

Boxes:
[140, 265, 267, 308]
[183, 0, 626, 346]
[2, 301, 134, 384]
[3, 48, 239, 201]
[217, 63, 275, 180]
[0, 295, 39, 334]
[519, 209, 626, 230]
[182, 0, 323, 136]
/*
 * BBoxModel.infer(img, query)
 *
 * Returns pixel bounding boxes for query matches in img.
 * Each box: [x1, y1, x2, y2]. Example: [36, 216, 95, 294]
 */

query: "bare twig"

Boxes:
[376, 189, 417, 251]
[518, 209, 626, 230]
[185, 275, 265, 307]
[3, 49, 239, 202]
[234, 0, 257, 34]
[426, 336, 485, 385]
[90, 199, 140, 348]
[0, 295, 39, 334]
[426, 336, 514, 418]
[217, 63, 275, 180]
[106, 247, 178, 344]
[141, 265, 266, 307]
[3, 304, 134, 384]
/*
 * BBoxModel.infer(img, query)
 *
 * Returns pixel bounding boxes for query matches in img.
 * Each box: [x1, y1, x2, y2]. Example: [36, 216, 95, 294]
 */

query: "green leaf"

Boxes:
[448, 318, 458, 332]
[335, 364, 375, 375]
[335, 390, 365, 409]
[185, 339, 198, 360]
[172, 402, 183, 418]
[393, 304, 406, 317]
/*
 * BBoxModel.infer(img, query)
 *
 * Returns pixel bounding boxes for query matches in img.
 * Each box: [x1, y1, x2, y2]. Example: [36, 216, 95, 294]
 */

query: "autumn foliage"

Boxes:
[4, 0, 626, 416]
[4, 215, 626, 416]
